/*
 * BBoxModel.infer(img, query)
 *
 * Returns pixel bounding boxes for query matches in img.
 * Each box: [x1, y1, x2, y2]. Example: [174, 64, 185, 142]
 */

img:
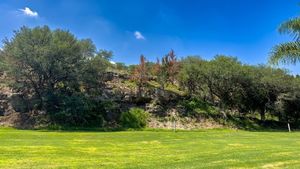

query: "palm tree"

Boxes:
[270, 17, 300, 64]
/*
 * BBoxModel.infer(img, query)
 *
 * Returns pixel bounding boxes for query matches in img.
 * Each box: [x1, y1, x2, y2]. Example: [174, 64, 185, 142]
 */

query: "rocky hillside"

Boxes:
[1, 71, 282, 130]
[0, 71, 228, 129]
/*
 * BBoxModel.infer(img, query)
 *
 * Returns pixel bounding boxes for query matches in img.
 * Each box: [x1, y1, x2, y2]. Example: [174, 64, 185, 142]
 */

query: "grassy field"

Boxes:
[1, 128, 300, 168]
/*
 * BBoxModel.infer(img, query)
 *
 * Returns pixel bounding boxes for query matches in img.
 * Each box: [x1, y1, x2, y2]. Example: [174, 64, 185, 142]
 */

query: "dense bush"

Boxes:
[49, 94, 105, 127]
[99, 100, 121, 123]
[120, 108, 148, 128]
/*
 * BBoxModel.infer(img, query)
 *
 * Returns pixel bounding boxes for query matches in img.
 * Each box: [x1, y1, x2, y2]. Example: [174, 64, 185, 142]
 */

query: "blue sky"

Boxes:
[0, 0, 300, 73]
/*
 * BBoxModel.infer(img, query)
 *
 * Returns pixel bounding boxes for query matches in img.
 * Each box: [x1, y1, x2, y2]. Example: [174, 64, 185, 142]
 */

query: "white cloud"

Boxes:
[19, 7, 38, 17]
[134, 31, 145, 40]
[110, 60, 116, 65]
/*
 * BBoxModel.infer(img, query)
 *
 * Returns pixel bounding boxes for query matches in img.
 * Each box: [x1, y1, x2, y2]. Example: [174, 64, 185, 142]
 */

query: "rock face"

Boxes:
[0, 72, 28, 126]
[0, 86, 15, 116]
[148, 116, 224, 130]
[0, 85, 20, 127]
[146, 99, 165, 115]
[0, 93, 6, 116]
[0, 85, 49, 128]
[101, 71, 187, 117]
[103, 71, 130, 82]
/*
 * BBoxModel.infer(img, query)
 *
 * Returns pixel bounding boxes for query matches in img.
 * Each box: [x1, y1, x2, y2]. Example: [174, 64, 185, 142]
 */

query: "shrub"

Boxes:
[120, 108, 148, 128]
[49, 93, 105, 127]
[99, 100, 121, 123]
[180, 98, 218, 116]
[181, 98, 208, 111]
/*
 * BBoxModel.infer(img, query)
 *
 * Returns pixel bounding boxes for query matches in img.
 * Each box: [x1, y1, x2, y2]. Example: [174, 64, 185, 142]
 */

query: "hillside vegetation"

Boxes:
[0, 25, 300, 130]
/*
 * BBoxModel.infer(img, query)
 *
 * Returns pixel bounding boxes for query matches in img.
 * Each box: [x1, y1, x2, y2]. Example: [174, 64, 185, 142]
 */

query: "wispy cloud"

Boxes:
[134, 31, 145, 40]
[19, 7, 38, 17]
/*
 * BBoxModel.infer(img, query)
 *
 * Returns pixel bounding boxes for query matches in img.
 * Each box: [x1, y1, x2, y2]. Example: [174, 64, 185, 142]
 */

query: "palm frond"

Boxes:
[269, 42, 300, 65]
[279, 17, 300, 40]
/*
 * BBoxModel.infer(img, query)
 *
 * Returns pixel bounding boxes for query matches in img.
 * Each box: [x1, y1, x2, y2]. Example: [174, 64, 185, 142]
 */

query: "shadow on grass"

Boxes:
[11, 125, 235, 133]
[9, 125, 295, 133]
[18, 126, 132, 133]
[7, 114, 296, 133]
[223, 116, 294, 132]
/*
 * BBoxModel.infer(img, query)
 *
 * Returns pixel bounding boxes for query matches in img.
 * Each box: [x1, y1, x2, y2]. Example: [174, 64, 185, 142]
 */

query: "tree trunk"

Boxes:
[137, 84, 142, 98]
[208, 87, 214, 103]
[260, 109, 266, 121]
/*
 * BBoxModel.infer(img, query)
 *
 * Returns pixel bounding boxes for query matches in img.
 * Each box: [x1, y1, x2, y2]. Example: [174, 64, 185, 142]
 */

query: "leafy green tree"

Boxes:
[3, 26, 82, 109]
[1, 26, 108, 126]
[205, 56, 244, 107]
[239, 65, 292, 120]
[276, 91, 300, 124]
[179, 55, 294, 121]
[80, 54, 109, 96]
[179, 56, 207, 97]
[96, 49, 113, 60]
[179, 55, 245, 107]
[0, 49, 6, 74]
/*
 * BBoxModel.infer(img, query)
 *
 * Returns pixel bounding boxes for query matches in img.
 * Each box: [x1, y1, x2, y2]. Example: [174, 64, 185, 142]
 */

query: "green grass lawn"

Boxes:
[1, 128, 300, 169]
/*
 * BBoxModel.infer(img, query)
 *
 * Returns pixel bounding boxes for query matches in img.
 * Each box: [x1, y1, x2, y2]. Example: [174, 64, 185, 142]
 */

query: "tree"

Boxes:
[178, 55, 294, 121]
[155, 50, 179, 92]
[1, 26, 108, 126]
[96, 49, 113, 60]
[0, 49, 6, 74]
[270, 17, 300, 64]
[239, 65, 292, 120]
[3, 26, 83, 109]
[178, 56, 207, 97]
[276, 92, 300, 124]
[204, 56, 245, 108]
[153, 58, 161, 76]
[132, 55, 148, 97]
[80, 54, 109, 96]
[167, 50, 179, 84]
[157, 55, 169, 92]
[179, 55, 243, 106]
